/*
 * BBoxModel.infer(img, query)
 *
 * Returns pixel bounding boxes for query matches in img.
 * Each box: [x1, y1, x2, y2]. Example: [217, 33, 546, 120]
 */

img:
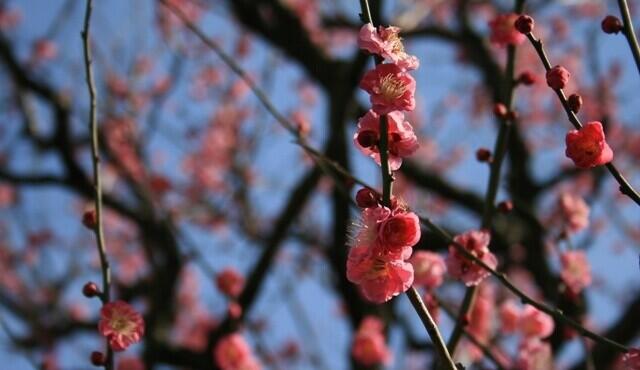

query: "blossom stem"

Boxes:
[616, 0, 640, 76]
[357, 2, 456, 370]
[524, 32, 640, 206]
[82, 0, 113, 368]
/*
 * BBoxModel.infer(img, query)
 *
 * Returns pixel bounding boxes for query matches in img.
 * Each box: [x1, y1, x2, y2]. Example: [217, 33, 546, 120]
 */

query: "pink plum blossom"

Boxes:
[489, 13, 526, 47]
[354, 110, 419, 170]
[558, 192, 590, 234]
[358, 23, 419, 70]
[518, 305, 554, 339]
[98, 301, 145, 351]
[560, 250, 592, 294]
[214, 333, 262, 370]
[359, 63, 416, 114]
[351, 316, 392, 366]
[565, 121, 614, 168]
[409, 251, 446, 289]
[446, 230, 497, 286]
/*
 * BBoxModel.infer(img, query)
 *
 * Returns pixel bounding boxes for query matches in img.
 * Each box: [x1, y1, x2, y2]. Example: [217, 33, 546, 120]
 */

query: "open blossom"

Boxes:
[446, 230, 497, 286]
[499, 300, 522, 334]
[560, 250, 592, 294]
[354, 110, 419, 170]
[98, 301, 145, 351]
[346, 245, 414, 303]
[565, 121, 613, 168]
[518, 305, 554, 338]
[489, 13, 526, 47]
[214, 333, 262, 370]
[351, 205, 421, 254]
[409, 251, 446, 289]
[351, 316, 392, 366]
[360, 63, 416, 114]
[216, 267, 245, 299]
[358, 23, 419, 70]
[558, 192, 589, 233]
[515, 339, 552, 370]
[623, 348, 640, 370]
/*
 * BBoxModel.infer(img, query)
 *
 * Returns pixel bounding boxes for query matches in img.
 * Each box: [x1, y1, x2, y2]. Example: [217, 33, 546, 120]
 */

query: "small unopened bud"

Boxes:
[514, 14, 535, 34]
[82, 282, 101, 298]
[90, 351, 106, 366]
[567, 93, 583, 113]
[493, 103, 508, 118]
[498, 200, 514, 213]
[356, 130, 378, 148]
[601, 15, 623, 34]
[546, 65, 571, 90]
[518, 71, 537, 86]
[355, 188, 380, 208]
[82, 210, 96, 230]
[476, 148, 493, 163]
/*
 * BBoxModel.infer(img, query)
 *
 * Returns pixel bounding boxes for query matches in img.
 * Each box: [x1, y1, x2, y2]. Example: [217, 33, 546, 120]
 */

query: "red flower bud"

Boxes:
[82, 282, 101, 298]
[514, 14, 535, 34]
[518, 71, 537, 85]
[498, 200, 514, 213]
[82, 210, 96, 230]
[476, 148, 493, 163]
[546, 65, 571, 90]
[355, 188, 380, 208]
[567, 94, 583, 113]
[601, 15, 623, 34]
[493, 103, 508, 118]
[90, 351, 106, 366]
[356, 130, 378, 148]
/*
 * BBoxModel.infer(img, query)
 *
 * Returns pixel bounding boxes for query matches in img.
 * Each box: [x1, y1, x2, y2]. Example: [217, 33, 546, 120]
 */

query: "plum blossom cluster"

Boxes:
[499, 300, 555, 370]
[351, 316, 392, 366]
[345, 23, 423, 304]
[346, 197, 420, 303]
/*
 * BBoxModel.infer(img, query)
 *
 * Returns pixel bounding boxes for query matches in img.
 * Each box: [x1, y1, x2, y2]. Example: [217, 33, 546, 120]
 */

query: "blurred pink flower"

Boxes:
[518, 305, 554, 338]
[351, 316, 392, 366]
[514, 339, 552, 370]
[560, 250, 592, 294]
[354, 110, 419, 170]
[446, 230, 497, 286]
[558, 192, 590, 233]
[499, 299, 522, 334]
[214, 333, 262, 370]
[489, 13, 526, 47]
[216, 267, 245, 299]
[409, 251, 446, 289]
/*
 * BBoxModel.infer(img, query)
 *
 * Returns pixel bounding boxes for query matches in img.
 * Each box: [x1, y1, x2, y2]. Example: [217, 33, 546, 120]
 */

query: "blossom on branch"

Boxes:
[98, 301, 145, 351]
[565, 121, 613, 168]
[354, 110, 419, 170]
[446, 229, 497, 286]
[358, 23, 419, 70]
[359, 63, 416, 115]
[216, 267, 245, 299]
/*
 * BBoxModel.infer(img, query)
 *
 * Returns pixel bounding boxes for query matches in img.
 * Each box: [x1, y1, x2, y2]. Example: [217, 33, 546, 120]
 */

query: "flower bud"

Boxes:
[356, 130, 378, 148]
[498, 200, 514, 213]
[514, 14, 535, 34]
[82, 282, 101, 298]
[546, 65, 570, 90]
[518, 71, 537, 85]
[476, 148, 492, 163]
[90, 351, 106, 366]
[82, 210, 96, 230]
[355, 188, 380, 208]
[601, 15, 623, 34]
[493, 103, 508, 118]
[568, 94, 582, 113]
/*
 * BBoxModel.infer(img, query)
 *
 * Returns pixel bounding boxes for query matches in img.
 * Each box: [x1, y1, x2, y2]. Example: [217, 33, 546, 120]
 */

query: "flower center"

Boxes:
[379, 74, 406, 101]
[110, 313, 134, 334]
[387, 34, 405, 54]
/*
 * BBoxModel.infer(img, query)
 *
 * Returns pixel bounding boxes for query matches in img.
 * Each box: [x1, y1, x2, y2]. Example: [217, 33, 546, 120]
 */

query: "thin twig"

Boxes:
[524, 32, 640, 206]
[617, 0, 640, 76]
[81, 0, 113, 368]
